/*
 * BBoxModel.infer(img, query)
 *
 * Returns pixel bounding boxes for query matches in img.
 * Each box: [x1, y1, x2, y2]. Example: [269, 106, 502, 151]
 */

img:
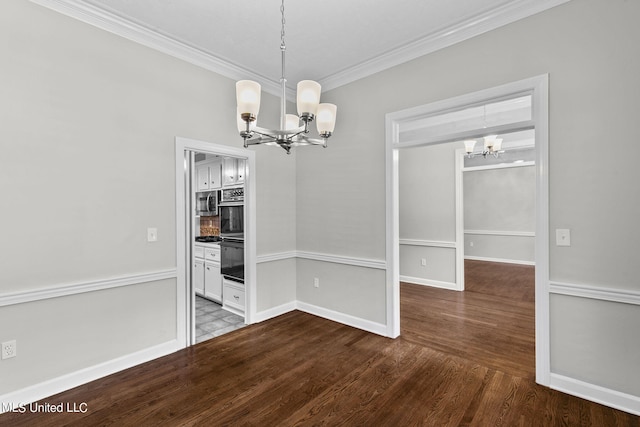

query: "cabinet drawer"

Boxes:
[194, 245, 205, 259]
[223, 283, 245, 312]
[204, 247, 220, 262]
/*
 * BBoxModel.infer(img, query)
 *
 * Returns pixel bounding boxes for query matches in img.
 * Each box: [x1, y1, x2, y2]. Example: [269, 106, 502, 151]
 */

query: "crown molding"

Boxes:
[319, 0, 571, 92]
[28, 0, 284, 97]
[30, 0, 569, 97]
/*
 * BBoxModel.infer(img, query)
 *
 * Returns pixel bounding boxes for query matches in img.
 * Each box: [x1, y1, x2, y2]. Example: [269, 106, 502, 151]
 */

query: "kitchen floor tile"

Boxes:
[196, 296, 245, 343]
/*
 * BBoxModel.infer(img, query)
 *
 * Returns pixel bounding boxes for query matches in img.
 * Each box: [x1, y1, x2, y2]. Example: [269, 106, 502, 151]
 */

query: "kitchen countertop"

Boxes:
[194, 240, 220, 247]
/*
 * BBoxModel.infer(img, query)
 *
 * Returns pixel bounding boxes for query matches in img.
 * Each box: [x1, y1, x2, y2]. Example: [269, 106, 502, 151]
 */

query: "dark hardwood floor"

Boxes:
[2, 261, 638, 426]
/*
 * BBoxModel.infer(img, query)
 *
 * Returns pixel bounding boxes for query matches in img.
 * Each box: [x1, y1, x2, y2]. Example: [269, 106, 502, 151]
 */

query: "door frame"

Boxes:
[174, 136, 257, 347]
[385, 74, 550, 385]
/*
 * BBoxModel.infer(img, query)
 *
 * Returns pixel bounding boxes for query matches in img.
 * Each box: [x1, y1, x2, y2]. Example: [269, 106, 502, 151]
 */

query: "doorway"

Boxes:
[174, 137, 257, 348]
[192, 151, 247, 343]
[459, 129, 536, 289]
[385, 75, 550, 385]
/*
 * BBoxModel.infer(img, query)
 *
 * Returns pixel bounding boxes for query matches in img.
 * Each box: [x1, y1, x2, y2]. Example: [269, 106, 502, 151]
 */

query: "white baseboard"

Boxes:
[254, 300, 391, 337]
[253, 301, 297, 323]
[296, 301, 388, 337]
[0, 340, 180, 414]
[549, 373, 640, 416]
[400, 275, 459, 291]
[464, 255, 535, 266]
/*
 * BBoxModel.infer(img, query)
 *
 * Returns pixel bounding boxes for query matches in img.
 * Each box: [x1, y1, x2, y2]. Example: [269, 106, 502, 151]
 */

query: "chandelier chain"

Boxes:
[280, 0, 286, 50]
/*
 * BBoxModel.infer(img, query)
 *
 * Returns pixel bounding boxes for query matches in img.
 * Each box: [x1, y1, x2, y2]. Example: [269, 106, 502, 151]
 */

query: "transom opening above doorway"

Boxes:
[395, 94, 533, 148]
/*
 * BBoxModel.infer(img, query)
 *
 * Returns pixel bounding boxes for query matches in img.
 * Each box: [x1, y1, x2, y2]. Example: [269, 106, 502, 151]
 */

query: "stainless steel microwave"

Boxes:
[196, 191, 218, 216]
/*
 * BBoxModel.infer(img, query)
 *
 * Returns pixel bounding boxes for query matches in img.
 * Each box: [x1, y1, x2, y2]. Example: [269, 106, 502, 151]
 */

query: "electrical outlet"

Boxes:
[2, 340, 16, 360]
[147, 227, 158, 242]
[313, 278, 320, 288]
[421, 258, 427, 266]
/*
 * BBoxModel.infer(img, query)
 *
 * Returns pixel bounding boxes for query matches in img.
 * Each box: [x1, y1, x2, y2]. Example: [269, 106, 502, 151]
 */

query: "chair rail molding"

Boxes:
[0, 269, 177, 307]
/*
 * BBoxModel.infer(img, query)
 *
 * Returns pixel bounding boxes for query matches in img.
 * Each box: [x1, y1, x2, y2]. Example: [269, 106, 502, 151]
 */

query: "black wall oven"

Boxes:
[219, 186, 244, 283]
[221, 237, 244, 283]
[219, 204, 244, 237]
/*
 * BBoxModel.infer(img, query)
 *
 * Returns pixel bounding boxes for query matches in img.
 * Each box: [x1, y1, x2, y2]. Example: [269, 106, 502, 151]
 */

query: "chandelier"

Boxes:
[235, 0, 337, 155]
[464, 135, 503, 158]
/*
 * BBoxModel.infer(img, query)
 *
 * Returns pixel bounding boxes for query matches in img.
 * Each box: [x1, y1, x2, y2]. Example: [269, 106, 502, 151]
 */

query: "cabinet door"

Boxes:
[222, 280, 245, 315]
[193, 259, 205, 296]
[235, 159, 245, 185]
[209, 160, 222, 190]
[222, 157, 236, 186]
[204, 262, 222, 302]
[196, 165, 210, 191]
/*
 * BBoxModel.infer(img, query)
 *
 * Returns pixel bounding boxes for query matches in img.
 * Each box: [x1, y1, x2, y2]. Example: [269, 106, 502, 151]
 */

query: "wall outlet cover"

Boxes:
[147, 227, 158, 242]
[556, 229, 571, 246]
[2, 340, 16, 359]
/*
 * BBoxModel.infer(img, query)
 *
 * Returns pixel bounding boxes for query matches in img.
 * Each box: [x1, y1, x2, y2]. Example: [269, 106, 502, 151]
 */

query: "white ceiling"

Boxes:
[32, 0, 569, 96]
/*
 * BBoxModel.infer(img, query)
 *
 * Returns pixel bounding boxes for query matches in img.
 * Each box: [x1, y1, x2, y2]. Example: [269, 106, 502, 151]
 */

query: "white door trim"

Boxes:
[385, 74, 550, 385]
[174, 137, 257, 348]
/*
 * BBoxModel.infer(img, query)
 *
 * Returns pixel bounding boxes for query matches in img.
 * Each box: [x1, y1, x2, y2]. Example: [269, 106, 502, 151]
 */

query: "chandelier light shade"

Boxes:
[464, 135, 504, 158]
[285, 114, 300, 130]
[296, 80, 322, 117]
[236, 80, 261, 121]
[235, 0, 337, 154]
[463, 140, 476, 155]
[316, 103, 338, 137]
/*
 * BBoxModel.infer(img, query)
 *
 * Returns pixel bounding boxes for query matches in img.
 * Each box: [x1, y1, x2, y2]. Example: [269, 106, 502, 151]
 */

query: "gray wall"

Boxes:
[0, 0, 297, 395]
[398, 143, 457, 286]
[296, 0, 640, 402]
[464, 165, 535, 263]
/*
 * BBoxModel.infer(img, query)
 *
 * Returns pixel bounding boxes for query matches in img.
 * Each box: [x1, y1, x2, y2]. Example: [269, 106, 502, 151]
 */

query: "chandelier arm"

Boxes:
[244, 136, 278, 145]
[252, 125, 305, 137]
[295, 136, 327, 146]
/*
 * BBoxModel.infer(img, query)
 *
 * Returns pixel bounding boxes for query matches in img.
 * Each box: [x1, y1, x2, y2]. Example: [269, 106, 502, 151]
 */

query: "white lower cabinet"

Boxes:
[193, 259, 205, 296]
[222, 278, 245, 316]
[194, 243, 221, 303]
[204, 261, 221, 302]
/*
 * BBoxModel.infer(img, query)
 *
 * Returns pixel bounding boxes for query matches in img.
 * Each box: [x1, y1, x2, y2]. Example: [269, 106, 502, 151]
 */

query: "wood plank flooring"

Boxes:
[1, 261, 638, 426]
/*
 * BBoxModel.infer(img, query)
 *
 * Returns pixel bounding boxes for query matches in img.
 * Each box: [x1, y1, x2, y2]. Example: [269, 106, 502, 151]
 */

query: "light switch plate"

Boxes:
[147, 228, 158, 242]
[556, 229, 571, 246]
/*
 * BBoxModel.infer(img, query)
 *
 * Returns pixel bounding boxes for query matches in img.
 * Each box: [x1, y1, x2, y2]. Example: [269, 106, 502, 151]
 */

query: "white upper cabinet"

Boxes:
[196, 159, 222, 192]
[222, 157, 246, 187]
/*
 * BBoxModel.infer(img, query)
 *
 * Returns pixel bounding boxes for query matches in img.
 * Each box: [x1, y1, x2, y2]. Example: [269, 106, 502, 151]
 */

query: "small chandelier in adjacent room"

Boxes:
[464, 135, 503, 158]
[235, 0, 337, 155]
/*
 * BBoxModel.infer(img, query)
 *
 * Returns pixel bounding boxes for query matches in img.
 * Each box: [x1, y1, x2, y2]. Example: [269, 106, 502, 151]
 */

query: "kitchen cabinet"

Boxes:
[222, 157, 245, 187]
[193, 243, 221, 303]
[193, 259, 205, 296]
[196, 159, 222, 192]
[204, 247, 221, 302]
[222, 278, 245, 316]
